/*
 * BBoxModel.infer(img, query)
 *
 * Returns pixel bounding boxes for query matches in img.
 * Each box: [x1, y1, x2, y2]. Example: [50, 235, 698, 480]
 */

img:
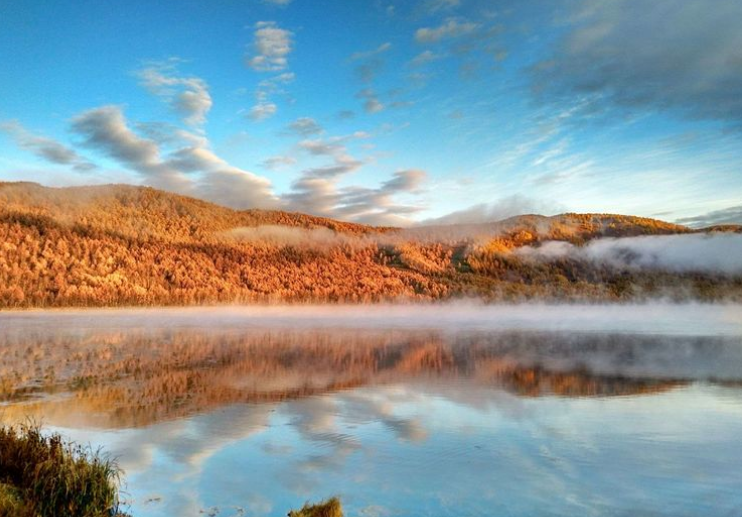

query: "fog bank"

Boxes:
[2, 303, 741, 337]
[517, 233, 742, 274]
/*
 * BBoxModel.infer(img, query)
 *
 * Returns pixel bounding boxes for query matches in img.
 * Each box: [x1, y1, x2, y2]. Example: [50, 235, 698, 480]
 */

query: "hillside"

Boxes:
[0, 182, 739, 307]
[0, 181, 378, 243]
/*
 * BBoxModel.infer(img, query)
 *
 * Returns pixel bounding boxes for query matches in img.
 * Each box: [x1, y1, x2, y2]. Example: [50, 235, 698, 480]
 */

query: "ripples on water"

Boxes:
[1, 305, 741, 517]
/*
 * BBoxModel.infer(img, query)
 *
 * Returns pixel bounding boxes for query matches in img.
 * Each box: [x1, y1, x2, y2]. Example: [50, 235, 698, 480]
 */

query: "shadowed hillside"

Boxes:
[1, 182, 740, 307]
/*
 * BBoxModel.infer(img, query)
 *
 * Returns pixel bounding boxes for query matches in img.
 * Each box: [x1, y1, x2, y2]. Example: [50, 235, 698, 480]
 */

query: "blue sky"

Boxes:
[1, 0, 741, 226]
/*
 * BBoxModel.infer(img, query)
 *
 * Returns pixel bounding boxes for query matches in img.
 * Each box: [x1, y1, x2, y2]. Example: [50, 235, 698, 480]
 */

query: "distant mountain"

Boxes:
[0, 182, 739, 307]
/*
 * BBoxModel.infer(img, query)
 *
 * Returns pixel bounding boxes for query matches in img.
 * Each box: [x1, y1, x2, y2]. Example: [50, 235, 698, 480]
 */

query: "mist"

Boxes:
[516, 233, 742, 275]
[3, 303, 741, 337]
[227, 225, 367, 249]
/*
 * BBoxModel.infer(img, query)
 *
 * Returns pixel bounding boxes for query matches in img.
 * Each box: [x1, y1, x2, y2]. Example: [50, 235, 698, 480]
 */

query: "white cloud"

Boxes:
[409, 50, 445, 67]
[248, 102, 278, 121]
[299, 138, 345, 157]
[415, 18, 479, 44]
[246, 60, 295, 124]
[200, 168, 277, 210]
[286, 117, 323, 136]
[71, 105, 184, 190]
[284, 167, 427, 226]
[281, 128, 427, 225]
[71, 105, 278, 208]
[0, 120, 95, 172]
[138, 62, 213, 127]
[246, 21, 293, 72]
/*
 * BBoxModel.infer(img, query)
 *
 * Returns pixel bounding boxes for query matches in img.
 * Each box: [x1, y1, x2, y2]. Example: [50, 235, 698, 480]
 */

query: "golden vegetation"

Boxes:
[288, 497, 343, 517]
[0, 181, 739, 307]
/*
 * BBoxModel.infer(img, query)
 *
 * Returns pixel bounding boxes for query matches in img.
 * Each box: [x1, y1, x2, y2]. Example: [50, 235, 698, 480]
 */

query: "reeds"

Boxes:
[0, 424, 123, 517]
[287, 496, 343, 517]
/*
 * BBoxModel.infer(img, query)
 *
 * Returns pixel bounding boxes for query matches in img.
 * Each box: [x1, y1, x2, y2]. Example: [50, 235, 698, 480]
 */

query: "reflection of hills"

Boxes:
[2, 329, 739, 428]
[476, 362, 684, 398]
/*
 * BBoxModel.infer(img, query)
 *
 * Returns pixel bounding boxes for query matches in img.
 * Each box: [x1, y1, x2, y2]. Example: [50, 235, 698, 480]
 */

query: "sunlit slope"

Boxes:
[0, 182, 739, 307]
[0, 181, 378, 244]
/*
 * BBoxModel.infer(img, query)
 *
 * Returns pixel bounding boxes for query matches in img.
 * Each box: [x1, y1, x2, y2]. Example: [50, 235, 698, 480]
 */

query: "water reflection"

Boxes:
[4, 327, 741, 428]
[1, 309, 741, 516]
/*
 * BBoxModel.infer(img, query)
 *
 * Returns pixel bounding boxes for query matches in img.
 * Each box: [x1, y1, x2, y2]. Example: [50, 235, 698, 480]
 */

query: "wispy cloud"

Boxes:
[350, 42, 392, 84]
[284, 168, 427, 226]
[286, 117, 324, 137]
[0, 120, 96, 172]
[71, 105, 277, 208]
[245, 44, 295, 122]
[409, 50, 445, 67]
[421, 195, 564, 225]
[356, 89, 384, 113]
[415, 18, 479, 44]
[137, 61, 213, 127]
[532, 0, 742, 127]
[261, 155, 297, 171]
[676, 205, 742, 228]
[350, 42, 392, 61]
[71, 105, 182, 189]
[248, 101, 278, 121]
[423, 0, 461, 14]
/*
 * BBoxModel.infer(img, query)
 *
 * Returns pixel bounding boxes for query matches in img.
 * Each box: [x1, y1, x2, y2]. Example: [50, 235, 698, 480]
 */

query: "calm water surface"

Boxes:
[1, 304, 741, 517]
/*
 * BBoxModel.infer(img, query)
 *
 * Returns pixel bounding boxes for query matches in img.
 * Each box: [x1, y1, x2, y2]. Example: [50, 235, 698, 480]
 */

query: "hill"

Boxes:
[0, 181, 377, 244]
[0, 182, 739, 307]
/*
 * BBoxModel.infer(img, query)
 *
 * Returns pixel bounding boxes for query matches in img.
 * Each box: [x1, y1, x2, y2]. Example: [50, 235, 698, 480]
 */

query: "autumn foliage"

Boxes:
[0, 181, 740, 308]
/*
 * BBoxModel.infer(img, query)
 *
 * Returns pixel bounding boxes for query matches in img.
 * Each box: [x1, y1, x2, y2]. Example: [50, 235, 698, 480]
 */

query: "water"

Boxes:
[1, 304, 741, 516]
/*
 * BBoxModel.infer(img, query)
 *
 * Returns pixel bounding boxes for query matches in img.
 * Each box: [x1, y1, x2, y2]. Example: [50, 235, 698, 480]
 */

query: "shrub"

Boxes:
[287, 496, 343, 517]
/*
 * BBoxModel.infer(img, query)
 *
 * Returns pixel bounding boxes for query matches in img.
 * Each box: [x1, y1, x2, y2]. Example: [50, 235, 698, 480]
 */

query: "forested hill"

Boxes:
[0, 181, 739, 307]
[0, 181, 378, 244]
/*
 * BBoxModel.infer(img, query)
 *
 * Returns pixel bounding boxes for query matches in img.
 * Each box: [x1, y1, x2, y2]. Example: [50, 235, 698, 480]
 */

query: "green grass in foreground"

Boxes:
[0, 424, 123, 517]
[288, 496, 343, 517]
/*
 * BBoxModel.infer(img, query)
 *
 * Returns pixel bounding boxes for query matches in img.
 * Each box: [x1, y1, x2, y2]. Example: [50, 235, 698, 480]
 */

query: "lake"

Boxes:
[1, 304, 741, 517]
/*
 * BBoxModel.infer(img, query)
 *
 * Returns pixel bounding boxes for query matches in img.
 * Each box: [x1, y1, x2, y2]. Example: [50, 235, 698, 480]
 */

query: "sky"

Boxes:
[0, 0, 741, 227]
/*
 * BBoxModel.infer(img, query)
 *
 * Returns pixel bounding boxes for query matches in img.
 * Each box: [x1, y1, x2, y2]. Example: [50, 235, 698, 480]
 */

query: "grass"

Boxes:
[1, 423, 344, 517]
[0, 424, 123, 517]
[288, 496, 343, 517]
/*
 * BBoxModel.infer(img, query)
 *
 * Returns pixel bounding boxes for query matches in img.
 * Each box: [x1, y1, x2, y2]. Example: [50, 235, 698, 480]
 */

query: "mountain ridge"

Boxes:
[1, 181, 740, 307]
[0, 181, 708, 240]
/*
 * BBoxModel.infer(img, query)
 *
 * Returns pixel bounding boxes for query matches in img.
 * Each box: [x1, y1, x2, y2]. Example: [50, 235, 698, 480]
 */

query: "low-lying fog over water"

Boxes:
[2, 304, 742, 517]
